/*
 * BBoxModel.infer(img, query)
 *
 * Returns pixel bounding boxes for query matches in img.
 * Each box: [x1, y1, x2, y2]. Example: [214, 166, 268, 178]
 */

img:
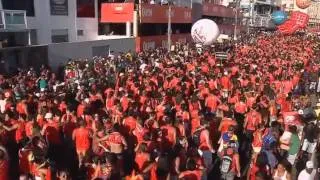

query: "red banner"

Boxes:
[136, 34, 191, 52]
[101, 3, 134, 23]
[203, 3, 241, 18]
[278, 11, 309, 34]
[140, 4, 192, 23]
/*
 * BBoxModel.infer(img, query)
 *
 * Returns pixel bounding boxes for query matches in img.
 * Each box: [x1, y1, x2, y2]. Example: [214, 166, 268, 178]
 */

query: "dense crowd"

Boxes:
[0, 32, 320, 180]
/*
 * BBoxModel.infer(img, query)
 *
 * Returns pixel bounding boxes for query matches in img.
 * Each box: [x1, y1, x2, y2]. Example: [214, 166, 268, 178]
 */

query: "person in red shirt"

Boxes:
[205, 92, 220, 113]
[72, 119, 92, 167]
[0, 147, 9, 180]
[160, 117, 177, 151]
[41, 113, 61, 145]
[196, 119, 215, 176]
[244, 104, 262, 134]
[219, 147, 241, 179]
[134, 143, 150, 173]
[219, 115, 238, 136]
[0, 114, 27, 144]
[122, 112, 137, 135]
[179, 159, 203, 180]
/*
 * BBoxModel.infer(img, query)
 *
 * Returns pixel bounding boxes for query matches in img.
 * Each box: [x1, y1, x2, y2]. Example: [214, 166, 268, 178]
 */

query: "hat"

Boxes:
[84, 98, 90, 103]
[306, 161, 314, 169]
[44, 113, 53, 119]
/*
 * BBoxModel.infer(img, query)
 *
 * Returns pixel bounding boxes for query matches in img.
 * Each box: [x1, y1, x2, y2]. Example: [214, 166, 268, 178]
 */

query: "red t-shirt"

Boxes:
[179, 170, 202, 180]
[73, 127, 91, 151]
[123, 116, 137, 134]
[0, 160, 9, 180]
[11, 120, 26, 143]
[234, 102, 247, 114]
[43, 122, 61, 145]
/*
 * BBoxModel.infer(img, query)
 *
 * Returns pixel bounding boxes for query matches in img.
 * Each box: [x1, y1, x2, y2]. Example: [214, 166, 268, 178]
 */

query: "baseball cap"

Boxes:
[306, 161, 314, 169]
[44, 113, 53, 119]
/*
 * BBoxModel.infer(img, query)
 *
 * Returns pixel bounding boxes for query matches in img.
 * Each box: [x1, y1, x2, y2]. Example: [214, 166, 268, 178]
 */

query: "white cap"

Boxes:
[306, 161, 314, 169]
[44, 113, 53, 119]
[84, 98, 90, 103]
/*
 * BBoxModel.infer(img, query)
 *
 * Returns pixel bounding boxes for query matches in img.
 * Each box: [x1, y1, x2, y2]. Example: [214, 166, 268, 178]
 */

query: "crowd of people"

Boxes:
[0, 32, 320, 180]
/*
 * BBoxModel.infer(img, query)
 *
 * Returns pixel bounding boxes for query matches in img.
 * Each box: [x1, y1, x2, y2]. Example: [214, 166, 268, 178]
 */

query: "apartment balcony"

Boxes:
[250, 14, 276, 29]
[0, 9, 27, 32]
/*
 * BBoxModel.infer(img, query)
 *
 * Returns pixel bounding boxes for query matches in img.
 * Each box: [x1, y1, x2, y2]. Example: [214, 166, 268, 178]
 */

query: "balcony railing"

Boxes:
[0, 9, 27, 31]
[250, 13, 275, 28]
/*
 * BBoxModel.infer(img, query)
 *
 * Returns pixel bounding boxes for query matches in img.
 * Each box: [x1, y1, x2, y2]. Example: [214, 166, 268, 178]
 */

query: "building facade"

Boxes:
[0, 0, 100, 45]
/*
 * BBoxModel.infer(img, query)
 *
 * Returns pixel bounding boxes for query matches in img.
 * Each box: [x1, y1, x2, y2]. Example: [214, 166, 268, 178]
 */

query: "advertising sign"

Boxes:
[101, 3, 134, 23]
[50, 0, 68, 16]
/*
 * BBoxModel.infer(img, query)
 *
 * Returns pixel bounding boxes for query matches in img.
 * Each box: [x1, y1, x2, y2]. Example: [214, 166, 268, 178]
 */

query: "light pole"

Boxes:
[167, 1, 172, 52]
[234, 0, 240, 41]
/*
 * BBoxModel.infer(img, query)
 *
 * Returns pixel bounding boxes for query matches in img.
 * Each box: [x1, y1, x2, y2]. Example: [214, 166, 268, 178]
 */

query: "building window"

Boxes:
[77, 0, 95, 18]
[77, 29, 84, 36]
[51, 29, 69, 43]
[2, 0, 35, 17]
[30, 29, 38, 45]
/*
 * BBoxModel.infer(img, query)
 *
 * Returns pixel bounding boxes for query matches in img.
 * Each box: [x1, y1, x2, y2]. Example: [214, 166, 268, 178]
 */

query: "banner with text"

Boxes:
[50, 0, 68, 16]
[101, 3, 134, 23]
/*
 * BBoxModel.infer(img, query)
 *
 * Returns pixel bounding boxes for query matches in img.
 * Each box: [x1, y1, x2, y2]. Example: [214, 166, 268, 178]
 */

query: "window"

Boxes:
[77, 0, 95, 17]
[30, 29, 38, 45]
[77, 29, 84, 36]
[2, 0, 35, 17]
[51, 29, 69, 43]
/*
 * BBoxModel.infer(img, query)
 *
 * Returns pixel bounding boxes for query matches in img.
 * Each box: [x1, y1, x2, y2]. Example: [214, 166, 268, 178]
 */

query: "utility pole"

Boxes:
[168, 1, 172, 52]
[234, 0, 239, 41]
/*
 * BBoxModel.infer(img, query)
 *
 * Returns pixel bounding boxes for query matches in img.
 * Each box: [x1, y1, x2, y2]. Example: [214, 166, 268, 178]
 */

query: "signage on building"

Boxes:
[136, 34, 191, 52]
[101, 3, 134, 23]
[203, 3, 241, 18]
[50, 0, 69, 16]
[140, 4, 192, 23]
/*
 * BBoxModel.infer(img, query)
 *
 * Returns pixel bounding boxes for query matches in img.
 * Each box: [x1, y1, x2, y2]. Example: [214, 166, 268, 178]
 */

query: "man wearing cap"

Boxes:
[298, 161, 317, 180]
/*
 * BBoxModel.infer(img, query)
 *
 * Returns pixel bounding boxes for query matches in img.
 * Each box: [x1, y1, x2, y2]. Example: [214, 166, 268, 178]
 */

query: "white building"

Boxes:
[0, 0, 101, 45]
[0, 0, 135, 74]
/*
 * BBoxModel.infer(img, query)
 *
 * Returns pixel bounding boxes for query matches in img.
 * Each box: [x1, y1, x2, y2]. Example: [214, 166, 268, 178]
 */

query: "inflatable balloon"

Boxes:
[271, 11, 287, 25]
[296, 0, 311, 9]
[191, 19, 220, 46]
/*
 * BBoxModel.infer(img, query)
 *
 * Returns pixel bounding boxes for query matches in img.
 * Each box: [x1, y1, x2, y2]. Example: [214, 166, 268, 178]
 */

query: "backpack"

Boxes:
[192, 128, 204, 147]
[262, 131, 276, 150]
[220, 153, 233, 173]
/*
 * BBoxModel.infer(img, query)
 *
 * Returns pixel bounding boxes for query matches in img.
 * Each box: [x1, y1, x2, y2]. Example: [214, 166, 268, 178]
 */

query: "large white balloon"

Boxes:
[191, 19, 220, 46]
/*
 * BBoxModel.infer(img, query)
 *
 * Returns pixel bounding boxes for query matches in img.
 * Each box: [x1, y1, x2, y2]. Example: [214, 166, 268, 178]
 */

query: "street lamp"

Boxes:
[234, 0, 241, 41]
[167, 0, 173, 52]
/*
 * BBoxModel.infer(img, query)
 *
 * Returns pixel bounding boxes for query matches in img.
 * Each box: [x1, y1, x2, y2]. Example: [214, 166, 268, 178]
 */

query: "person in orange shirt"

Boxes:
[72, 120, 92, 167]
[205, 92, 220, 113]
[219, 113, 238, 136]
[122, 112, 137, 135]
[160, 117, 177, 151]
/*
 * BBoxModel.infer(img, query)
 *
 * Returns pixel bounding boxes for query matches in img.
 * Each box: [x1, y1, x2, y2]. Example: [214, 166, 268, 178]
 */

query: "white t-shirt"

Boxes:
[0, 99, 6, 113]
[298, 169, 316, 180]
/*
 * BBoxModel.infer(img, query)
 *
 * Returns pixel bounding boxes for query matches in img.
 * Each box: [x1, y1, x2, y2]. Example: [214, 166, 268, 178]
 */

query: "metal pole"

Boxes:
[234, 6, 238, 41]
[168, 4, 172, 52]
